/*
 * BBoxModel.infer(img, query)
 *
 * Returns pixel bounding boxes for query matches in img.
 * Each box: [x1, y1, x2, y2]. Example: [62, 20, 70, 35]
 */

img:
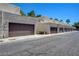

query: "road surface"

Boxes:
[0, 31, 79, 56]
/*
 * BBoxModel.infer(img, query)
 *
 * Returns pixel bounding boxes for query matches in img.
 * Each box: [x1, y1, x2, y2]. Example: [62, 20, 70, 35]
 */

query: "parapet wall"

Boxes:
[0, 4, 20, 15]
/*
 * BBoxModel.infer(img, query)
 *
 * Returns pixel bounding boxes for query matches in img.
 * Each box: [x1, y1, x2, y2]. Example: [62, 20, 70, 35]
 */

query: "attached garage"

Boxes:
[59, 28, 63, 32]
[9, 23, 35, 37]
[50, 27, 57, 33]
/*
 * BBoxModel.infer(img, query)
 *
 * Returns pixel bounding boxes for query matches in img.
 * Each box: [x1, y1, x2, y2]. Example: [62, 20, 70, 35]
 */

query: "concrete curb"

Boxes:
[0, 31, 78, 44]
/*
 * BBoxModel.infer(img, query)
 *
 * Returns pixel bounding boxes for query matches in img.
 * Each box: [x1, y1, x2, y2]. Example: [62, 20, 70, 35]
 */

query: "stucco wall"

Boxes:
[36, 23, 50, 34]
[0, 11, 75, 38]
[2, 12, 39, 38]
[2, 12, 9, 38]
[0, 11, 3, 38]
[0, 3, 20, 15]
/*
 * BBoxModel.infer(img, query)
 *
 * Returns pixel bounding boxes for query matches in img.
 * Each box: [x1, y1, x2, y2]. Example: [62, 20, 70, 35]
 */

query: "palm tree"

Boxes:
[66, 19, 70, 24]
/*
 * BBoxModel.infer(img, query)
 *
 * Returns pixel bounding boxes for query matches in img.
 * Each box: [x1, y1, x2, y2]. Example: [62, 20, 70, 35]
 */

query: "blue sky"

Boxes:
[14, 3, 79, 25]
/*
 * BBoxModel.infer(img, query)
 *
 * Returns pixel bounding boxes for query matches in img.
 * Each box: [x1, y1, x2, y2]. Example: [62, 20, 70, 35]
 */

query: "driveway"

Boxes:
[0, 31, 79, 56]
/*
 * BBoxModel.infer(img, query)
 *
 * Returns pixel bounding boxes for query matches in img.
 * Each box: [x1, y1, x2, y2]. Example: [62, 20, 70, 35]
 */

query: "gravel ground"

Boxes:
[0, 31, 79, 56]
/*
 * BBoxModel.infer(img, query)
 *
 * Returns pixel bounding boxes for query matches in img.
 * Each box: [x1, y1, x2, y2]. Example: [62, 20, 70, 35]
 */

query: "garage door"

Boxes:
[9, 23, 34, 37]
[50, 27, 57, 33]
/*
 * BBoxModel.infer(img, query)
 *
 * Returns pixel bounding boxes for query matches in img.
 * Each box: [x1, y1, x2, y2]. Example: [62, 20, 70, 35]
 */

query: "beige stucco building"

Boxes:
[36, 17, 75, 34]
[0, 3, 75, 39]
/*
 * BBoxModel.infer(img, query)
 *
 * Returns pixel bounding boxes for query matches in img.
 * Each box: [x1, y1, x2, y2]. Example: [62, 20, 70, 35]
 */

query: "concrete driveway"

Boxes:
[0, 31, 79, 56]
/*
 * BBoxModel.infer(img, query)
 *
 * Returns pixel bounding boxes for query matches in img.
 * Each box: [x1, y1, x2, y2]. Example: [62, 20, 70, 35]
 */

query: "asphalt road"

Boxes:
[0, 31, 79, 56]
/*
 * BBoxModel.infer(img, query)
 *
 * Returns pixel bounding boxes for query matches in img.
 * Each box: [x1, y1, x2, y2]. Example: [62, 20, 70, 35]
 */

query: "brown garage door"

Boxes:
[9, 23, 34, 37]
[50, 27, 57, 33]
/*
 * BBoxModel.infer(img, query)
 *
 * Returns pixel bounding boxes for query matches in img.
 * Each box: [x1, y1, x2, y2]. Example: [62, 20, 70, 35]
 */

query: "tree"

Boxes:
[73, 22, 79, 30]
[36, 14, 42, 17]
[59, 20, 63, 22]
[27, 10, 35, 17]
[50, 18, 53, 20]
[54, 18, 59, 21]
[66, 19, 70, 24]
[20, 10, 26, 16]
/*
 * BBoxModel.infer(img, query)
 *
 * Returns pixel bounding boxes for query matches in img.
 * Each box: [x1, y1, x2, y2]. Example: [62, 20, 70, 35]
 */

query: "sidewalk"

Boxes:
[0, 31, 77, 44]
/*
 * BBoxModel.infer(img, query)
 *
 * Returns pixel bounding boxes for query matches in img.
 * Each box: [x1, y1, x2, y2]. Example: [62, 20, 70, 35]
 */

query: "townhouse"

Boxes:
[0, 4, 75, 39]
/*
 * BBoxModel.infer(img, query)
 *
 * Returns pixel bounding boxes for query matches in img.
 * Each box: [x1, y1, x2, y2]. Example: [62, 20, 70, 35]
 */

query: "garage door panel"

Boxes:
[9, 23, 34, 37]
[9, 31, 34, 37]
